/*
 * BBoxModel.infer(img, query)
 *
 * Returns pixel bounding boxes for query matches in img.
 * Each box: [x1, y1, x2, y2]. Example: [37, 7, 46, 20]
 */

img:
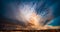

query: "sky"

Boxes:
[0, 0, 60, 27]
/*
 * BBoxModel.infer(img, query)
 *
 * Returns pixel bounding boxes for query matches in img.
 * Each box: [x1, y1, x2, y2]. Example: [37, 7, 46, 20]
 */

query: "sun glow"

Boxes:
[16, 3, 54, 30]
[17, 3, 44, 29]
